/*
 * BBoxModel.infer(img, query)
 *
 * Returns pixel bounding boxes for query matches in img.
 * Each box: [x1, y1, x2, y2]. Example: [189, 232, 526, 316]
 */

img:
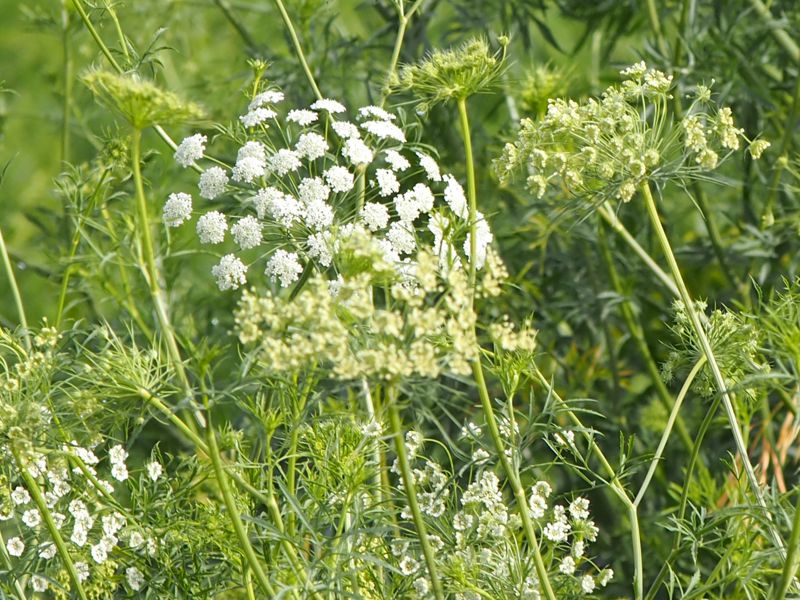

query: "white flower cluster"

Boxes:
[1, 444, 164, 595]
[167, 91, 493, 291]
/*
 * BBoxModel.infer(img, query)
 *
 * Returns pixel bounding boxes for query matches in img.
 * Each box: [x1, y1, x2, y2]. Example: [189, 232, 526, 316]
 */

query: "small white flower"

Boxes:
[358, 105, 396, 121]
[231, 156, 266, 183]
[128, 531, 145, 548]
[399, 555, 420, 576]
[416, 151, 442, 182]
[240, 107, 277, 127]
[307, 232, 333, 267]
[569, 497, 591, 521]
[163, 192, 193, 227]
[102, 513, 126, 536]
[198, 166, 229, 200]
[146, 461, 163, 482]
[11, 486, 30, 506]
[6, 537, 24, 557]
[443, 175, 468, 219]
[343, 138, 373, 165]
[598, 569, 614, 587]
[295, 132, 329, 161]
[581, 575, 596, 594]
[559, 556, 576, 575]
[75, 561, 90, 582]
[287, 109, 318, 126]
[387, 222, 416, 255]
[298, 177, 330, 205]
[231, 215, 263, 249]
[52, 512, 66, 529]
[109, 444, 128, 465]
[374, 168, 400, 197]
[384, 149, 410, 171]
[196, 211, 228, 244]
[463, 211, 493, 269]
[324, 165, 355, 193]
[39, 543, 57, 559]
[255, 188, 302, 227]
[265, 250, 303, 288]
[69, 499, 88, 518]
[111, 463, 128, 482]
[31, 575, 48, 592]
[91, 543, 108, 564]
[212, 255, 248, 291]
[174, 133, 206, 167]
[303, 199, 334, 231]
[248, 90, 284, 110]
[310, 98, 347, 113]
[331, 120, 361, 139]
[126, 566, 145, 591]
[361, 119, 406, 142]
[269, 149, 301, 176]
[22, 509, 41, 528]
[360, 202, 390, 231]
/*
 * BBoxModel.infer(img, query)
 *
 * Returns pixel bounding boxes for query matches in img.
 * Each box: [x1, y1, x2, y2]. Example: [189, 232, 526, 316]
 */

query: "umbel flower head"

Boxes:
[397, 37, 507, 110]
[82, 70, 203, 129]
[496, 61, 768, 205]
[165, 88, 494, 292]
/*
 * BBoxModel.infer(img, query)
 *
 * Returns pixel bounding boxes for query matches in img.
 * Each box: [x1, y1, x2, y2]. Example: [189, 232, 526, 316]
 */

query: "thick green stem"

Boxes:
[272, 0, 322, 100]
[473, 362, 557, 600]
[12, 447, 88, 600]
[640, 181, 784, 552]
[387, 387, 445, 600]
[0, 226, 30, 350]
[634, 356, 706, 507]
[457, 98, 478, 292]
[204, 406, 275, 596]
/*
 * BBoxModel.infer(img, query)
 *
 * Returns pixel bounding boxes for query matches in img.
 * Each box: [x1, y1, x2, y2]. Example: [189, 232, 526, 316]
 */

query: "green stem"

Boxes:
[61, 1, 72, 164]
[286, 371, 315, 535]
[12, 447, 88, 600]
[131, 129, 197, 417]
[533, 368, 642, 599]
[634, 356, 706, 507]
[0, 226, 30, 350]
[644, 0, 669, 58]
[272, 0, 322, 100]
[746, 0, 800, 64]
[640, 181, 784, 553]
[597, 203, 679, 298]
[213, 0, 259, 51]
[597, 223, 694, 454]
[204, 404, 275, 597]
[103, 0, 130, 63]
[387, 387, 445, 600]
[0, 530, 27, 600]
[777, 491, 800, 599]
[457, 97, 478, 293]
[381, 0, 425, 105]
[473, 362, 557, 600]
[70, 0, 122, 72]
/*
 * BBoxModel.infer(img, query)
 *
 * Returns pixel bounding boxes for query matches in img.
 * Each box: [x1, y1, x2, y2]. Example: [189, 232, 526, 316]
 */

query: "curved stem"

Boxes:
[387, 386, 445, 600]
[634, 356, 706, 507]
[204, 404, 275, 597]
[473, 362, 557, 600]
[0, 226, 30, 350]
[12, 447, 88, 600]
[640, 181, 784, 553]
[272, 0, 322, 100]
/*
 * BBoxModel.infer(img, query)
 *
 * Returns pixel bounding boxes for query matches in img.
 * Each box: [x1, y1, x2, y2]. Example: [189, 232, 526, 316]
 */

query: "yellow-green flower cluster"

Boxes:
[497, 62, 764, 205]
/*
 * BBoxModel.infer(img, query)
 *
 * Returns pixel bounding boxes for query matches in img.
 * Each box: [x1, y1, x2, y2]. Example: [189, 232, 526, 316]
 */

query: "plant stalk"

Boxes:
[387, 387, 445, 600]
[0, 226, 30, 350]
[272, 0, 322, 100]
[640, 181, 784, 553]
[12, 447, 88, 600]
[457, 97, 478, 293]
